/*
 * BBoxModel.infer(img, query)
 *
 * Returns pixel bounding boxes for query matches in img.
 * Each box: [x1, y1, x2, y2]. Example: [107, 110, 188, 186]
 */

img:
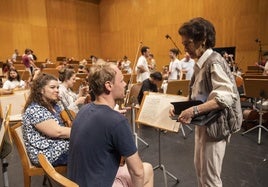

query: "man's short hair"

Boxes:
[170, 48, 179, 56]
[150, 71, 163, 81]
[141, 46, 149, 55]
[89, 62, 117, 96]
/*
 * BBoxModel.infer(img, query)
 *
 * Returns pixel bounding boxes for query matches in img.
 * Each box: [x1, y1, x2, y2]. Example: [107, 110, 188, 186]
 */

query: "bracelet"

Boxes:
[193, 106, 199, 116]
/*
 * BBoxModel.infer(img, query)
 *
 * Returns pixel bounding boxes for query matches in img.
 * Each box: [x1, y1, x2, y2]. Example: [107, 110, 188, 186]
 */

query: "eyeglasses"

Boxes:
[182, 39, 194, 47]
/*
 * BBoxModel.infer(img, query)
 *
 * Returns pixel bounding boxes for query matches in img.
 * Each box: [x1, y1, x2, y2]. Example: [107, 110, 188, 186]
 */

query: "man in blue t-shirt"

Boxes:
[68, 62, 154, 187]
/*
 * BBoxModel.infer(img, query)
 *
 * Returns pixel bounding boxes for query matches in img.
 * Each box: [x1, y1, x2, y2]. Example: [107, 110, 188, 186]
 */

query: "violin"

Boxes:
[60, 109, 76, 127]
[59, 98, 76, 127]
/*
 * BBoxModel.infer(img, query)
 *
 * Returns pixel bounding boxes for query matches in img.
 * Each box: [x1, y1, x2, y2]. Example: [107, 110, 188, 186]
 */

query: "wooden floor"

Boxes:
[1, 115, 268, 187]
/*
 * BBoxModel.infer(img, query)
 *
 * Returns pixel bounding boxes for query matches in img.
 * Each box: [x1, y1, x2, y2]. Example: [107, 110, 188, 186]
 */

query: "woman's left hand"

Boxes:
[178, 107, 194, 124]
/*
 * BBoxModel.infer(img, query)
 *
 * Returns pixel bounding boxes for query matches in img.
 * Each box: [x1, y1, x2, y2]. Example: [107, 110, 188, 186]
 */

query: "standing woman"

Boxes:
[58, 68, 87, 114]
[22, 74, 70, 166]
[170, 17, 241, 187]
[2, 69, 25, 90]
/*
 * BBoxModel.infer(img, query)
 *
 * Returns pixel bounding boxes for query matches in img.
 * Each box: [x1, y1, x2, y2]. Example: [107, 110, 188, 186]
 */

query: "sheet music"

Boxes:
[137, 92, 188, 132]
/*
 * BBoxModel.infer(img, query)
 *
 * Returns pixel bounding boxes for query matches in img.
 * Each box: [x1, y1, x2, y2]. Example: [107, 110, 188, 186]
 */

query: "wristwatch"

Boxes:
[193, 106, 199, 116]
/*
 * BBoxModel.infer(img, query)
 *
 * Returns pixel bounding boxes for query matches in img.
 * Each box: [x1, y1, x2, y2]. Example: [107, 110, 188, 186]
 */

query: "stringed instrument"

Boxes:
[123, 42, 143, 107]
[59, 98, 76, 127]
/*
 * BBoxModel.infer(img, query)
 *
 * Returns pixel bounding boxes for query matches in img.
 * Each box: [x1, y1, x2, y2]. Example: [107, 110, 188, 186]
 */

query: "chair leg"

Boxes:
[43, 175, 53, 187]
[23, 173, 31, 187]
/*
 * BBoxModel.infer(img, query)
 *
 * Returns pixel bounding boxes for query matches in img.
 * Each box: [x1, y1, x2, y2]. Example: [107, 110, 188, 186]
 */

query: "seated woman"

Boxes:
[22, 74, 71, 166]
[2, 69, 25, 90]
[58, 68, 88, 114]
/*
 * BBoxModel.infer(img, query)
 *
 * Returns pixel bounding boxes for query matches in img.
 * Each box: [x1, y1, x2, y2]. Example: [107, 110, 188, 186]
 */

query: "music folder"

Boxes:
[170, 100, 203, 120]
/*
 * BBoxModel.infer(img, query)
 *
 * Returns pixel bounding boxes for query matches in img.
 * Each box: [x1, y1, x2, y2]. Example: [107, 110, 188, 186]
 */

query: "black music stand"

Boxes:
[242, 79, 268, 144]
[153, 130, 180, 187]
[136, 92, 182, 187]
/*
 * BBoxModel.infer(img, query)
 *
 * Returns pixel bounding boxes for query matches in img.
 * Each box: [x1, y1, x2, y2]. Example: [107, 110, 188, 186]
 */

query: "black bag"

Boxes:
[192, 106, 237, 141]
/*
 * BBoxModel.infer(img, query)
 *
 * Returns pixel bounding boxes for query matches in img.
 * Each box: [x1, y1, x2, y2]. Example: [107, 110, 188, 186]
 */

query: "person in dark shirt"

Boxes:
[137, 71, 163, 104]
[68, 61, 154, 187]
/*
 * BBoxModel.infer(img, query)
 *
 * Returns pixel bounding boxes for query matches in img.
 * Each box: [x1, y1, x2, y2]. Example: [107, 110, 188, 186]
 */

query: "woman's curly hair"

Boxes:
[23, 74, 58, 113]
[178, 17, 216, 48]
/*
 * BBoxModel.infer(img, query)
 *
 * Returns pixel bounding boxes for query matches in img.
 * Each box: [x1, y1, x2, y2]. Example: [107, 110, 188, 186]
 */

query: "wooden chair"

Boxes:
[45, 63, 56, 68]
[123, 74, 131, 85]
[1, 104, 12, 187]
[72, 78, 84, 94]
[14, 64, 26, 70]
[17, 70, 31, 82]
[76, 73, 87, 79]
[10, 122, 67, 187]
[166, 80, 190, 97]
[38, 153, 79, 187]
[125, 83, 142, 107]
[42, 68, 59, 78]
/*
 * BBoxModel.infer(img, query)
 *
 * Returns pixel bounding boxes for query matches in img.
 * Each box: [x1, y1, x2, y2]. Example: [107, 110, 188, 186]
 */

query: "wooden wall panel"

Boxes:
[0, 0, 267, 74]
[0, 0, 100, 63]
[99, 0, 268, 72]
[45, 0, 100, 61]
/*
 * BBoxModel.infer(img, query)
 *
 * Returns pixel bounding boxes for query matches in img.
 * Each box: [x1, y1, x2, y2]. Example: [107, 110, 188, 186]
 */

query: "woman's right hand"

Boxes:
[169, 107, 175, 117]
[76, 96, 86, 105]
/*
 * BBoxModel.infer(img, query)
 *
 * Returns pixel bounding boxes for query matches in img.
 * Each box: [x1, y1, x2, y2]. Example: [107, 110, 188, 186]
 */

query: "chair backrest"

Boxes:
[166, 80, 190, 97]
[243, 78, 268, 98]
[38, 153, 79, 187]
[42, 68, 59, 78]
[0, 104, 11, 150]
[72, 78, 84, 94]
[0, 104, 12, 158]
[125, 83, 142, 106]
[18, 70, 31, 81]
[10, 122, 34, 171]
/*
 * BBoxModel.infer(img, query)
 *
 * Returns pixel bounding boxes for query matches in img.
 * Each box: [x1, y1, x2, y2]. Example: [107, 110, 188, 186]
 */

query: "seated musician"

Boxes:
[68, 62, 154, 187]
[22, 74, 70, 166]
[255, 51, 268, 75]
[58, 68, 88, 114]
[137, 71, 163, 104]
[2, 69, 25, 91]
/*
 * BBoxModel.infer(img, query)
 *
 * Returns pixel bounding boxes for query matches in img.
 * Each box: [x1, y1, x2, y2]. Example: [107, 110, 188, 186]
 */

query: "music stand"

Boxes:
[153, 130, 180, 187]
[131, 103, 149, 148]
[136, 92, 183, 187]
[242, 78, 268, 144]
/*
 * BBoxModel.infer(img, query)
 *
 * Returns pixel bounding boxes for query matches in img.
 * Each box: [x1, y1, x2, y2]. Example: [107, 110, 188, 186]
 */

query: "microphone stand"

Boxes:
[256, 39, 262, 73]
[165, 35, 182, 55]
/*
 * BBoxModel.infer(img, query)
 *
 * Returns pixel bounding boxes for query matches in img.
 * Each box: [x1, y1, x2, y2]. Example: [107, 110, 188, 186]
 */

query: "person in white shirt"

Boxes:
[11, 49, 19, 62]
[256, 52, 268, 75]
[180, 52, 195, 80]
[121, 56, 132, 74]
[135, 46, 150, 83]
[168, 48, 181, 80]
[3, 69, 25, 90]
